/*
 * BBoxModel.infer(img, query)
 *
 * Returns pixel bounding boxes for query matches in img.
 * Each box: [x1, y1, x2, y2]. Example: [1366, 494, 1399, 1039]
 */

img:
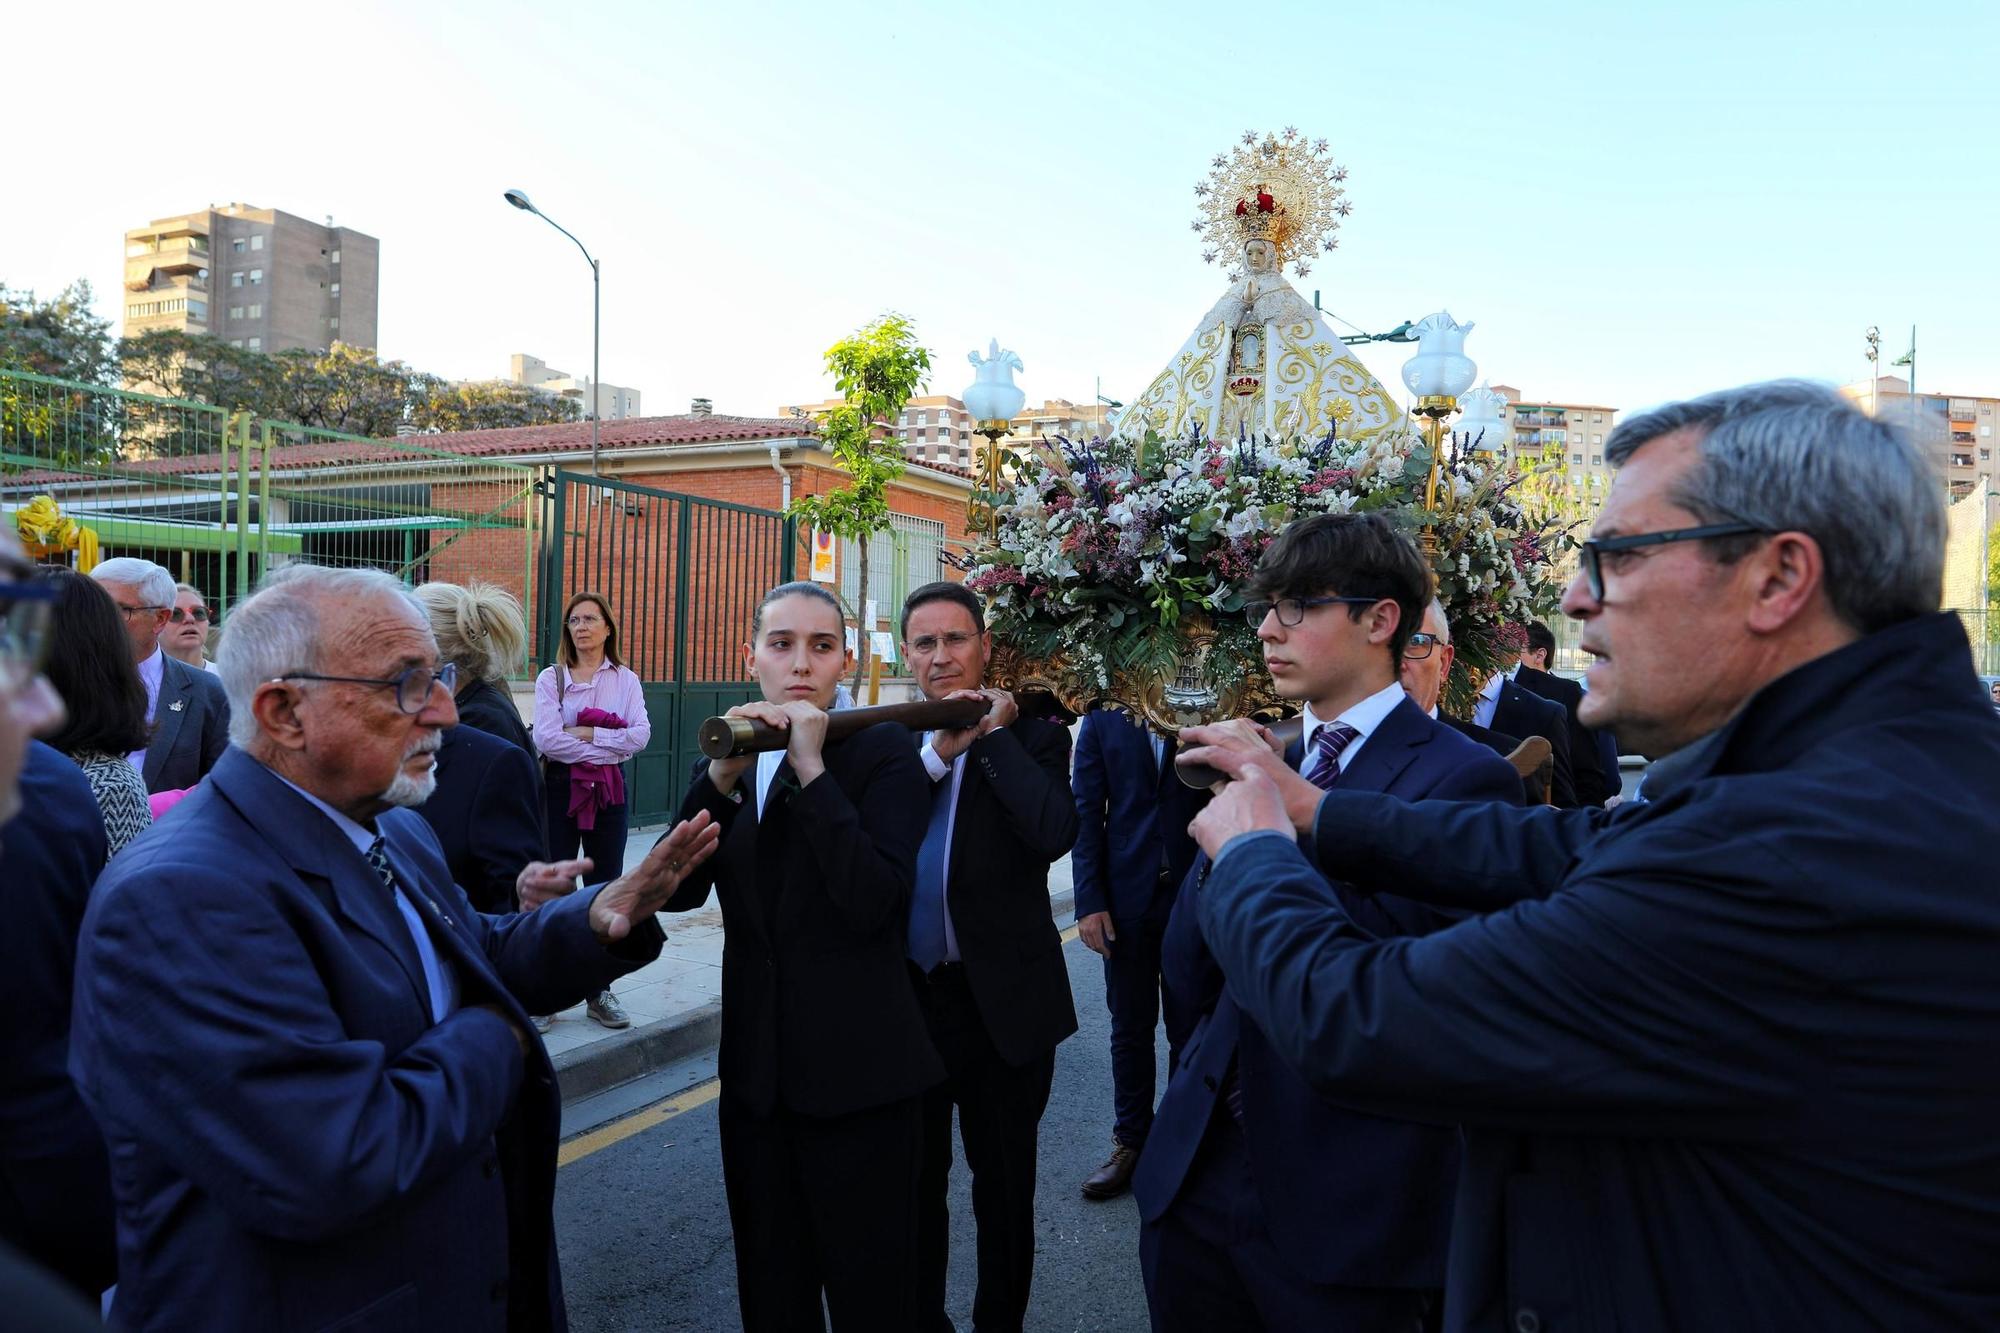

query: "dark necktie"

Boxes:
[907, 766, 953, 973]
[367, 838, 442, 1016]
[1303, 721, 1361, 789]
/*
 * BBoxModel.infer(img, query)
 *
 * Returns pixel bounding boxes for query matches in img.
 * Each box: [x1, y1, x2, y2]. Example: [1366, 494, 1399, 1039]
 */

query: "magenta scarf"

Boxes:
[567, 707, 628, 830]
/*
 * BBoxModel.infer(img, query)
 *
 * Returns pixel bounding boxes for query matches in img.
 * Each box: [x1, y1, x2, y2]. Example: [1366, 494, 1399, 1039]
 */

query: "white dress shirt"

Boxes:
[128, 647, 166, 770]
[918, 737, 966, 962]
[274, 772, 459, 1024]
[1301, 679, 1406, 776]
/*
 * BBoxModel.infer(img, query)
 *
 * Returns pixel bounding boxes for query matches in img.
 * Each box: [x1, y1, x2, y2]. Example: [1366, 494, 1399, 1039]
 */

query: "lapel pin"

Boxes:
[169, 700, 185, 712]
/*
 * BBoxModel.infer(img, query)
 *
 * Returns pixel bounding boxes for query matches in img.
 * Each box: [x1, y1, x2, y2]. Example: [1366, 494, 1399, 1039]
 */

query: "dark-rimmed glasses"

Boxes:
[1578, 523, 1769, 602]
[1242, 595, 1382, 628]
[0, 577, 57, 686]
[115, 602, 170, 620]
[1403, 631, 1439, 661]
[270, 662, 459, 714]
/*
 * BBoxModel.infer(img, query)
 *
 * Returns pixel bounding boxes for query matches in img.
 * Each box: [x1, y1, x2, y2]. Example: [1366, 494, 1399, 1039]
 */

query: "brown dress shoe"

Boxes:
[1081, 1142, 1141, 1200]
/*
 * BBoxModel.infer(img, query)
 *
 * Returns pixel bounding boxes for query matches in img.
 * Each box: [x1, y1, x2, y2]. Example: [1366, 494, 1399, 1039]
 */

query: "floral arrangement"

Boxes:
[962, 424, 1569, 718]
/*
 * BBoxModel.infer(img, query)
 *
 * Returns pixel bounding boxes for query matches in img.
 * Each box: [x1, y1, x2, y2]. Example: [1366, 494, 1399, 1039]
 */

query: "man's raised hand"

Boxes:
[589, 810, 721, 943]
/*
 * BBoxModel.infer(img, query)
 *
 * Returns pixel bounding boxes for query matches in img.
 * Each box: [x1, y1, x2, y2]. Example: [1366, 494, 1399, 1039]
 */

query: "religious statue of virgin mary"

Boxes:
[1113, 129, 1405, 445]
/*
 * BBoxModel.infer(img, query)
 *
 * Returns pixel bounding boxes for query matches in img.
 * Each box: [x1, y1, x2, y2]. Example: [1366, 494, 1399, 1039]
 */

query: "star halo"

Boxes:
[1192, 128, 1351, 280]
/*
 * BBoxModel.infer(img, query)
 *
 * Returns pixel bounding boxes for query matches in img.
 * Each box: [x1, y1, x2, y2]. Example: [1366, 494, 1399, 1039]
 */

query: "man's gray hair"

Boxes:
[1605, 380, 1943, 634]
[217, 564, 424, 748]
[90, 556, 176, 608]
[1426, 597, 1452, 645]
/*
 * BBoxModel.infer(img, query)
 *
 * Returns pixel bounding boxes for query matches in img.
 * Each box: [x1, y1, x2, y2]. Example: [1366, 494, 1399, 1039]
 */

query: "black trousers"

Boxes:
[718, 1089, 925, 1333]
[912, 962, 1057, 1333]
[1102, 879, 1187, 1150]
[1138, 1114, 1434, 1333]
[542, 760, 628, 880]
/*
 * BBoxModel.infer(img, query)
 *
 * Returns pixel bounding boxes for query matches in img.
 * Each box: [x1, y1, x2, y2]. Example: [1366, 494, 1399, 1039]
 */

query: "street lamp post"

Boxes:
[504, 189, 602, 476]
[1401, 311, 1481, 552]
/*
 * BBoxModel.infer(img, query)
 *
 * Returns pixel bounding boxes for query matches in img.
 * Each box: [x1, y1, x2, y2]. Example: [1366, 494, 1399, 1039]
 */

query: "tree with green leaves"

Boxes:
[787, 314, 932, 686]
[407, 376, 582, 432]
[0, 280, 117, 384]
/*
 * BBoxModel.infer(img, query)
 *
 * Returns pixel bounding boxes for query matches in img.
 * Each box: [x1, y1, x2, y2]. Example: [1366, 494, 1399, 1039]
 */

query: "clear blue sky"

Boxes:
[8, 0, 1996, 419]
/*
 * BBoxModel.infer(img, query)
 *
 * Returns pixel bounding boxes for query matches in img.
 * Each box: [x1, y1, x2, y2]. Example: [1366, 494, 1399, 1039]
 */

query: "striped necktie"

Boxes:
[1303, 721, 1361, 789]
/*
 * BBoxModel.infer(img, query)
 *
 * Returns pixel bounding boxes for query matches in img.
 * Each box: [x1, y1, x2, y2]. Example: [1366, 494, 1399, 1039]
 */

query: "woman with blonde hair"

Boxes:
[412, 580, 533, 757]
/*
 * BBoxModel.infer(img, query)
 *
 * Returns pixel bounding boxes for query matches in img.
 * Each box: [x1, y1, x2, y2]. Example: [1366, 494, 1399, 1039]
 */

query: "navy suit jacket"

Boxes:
[70, 747, 663, 1333]
[1488, 677, 1576, 808]
[1133, 695, 1522, 1288]
[420, 723, 547, 912]
[1197, 612, 2000, 1331]
[140, 653, 229, 795]
[1070, 707, 1209, 923]
[1513, 663, 1613, 806]
[0, 744, 108, 1162]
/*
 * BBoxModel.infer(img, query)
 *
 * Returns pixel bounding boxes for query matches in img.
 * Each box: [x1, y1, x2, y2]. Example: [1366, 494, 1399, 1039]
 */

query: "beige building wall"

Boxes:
[123, 203, 379, 358]
[1841, 375, 1996, 499]
[1490, 384, 1618, 515]
[778, 394, 1116, 469]
[506, 353, 641, 419]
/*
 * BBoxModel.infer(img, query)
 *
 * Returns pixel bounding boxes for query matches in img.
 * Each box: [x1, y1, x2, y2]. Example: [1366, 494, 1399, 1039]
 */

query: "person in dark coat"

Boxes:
[1182, 380, 2000, 1332]
[90, 556, 230, 794]
[667, 580, 937, 1332]
[898, 581, 1078, 1333]
[1513, 621, 1614, 806]
[1135, 513, 1522, 1333]
[1403, 598, 1551, 805]
[420, 722, 546, 912]
[69, 564, 719, 1333]
[1069, 705, 1209, 1200]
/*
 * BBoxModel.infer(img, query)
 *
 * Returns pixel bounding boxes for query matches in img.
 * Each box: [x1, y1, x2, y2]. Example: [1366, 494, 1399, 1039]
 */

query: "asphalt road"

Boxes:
[555, 931, 1161, 1332]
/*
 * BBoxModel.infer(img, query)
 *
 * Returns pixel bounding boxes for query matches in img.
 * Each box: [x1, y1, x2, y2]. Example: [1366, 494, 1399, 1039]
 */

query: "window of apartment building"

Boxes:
[229, 339, 243, 348]
[247, 338, 262, 351]
[1571, 452, 1584, 464]
[330, 249, 341, 265]
[1982, 449, 1992, 461]
[231, 238, 247, 253]
[899, 412, 909, 425]
[1593, 414, 1605, 423]
[188, 300, 208, 322]
[329, 318, 340, 332]
[230, 272, 244, 288]
[229, 306, 244, 320]
[1591, 454, 1602, 466]
[330, 283, 340, 298]
[250, 235, 264, 251]
[915, 412, 929, 425]
[248, 269, 263, 285]
[248, 304, 261, 318]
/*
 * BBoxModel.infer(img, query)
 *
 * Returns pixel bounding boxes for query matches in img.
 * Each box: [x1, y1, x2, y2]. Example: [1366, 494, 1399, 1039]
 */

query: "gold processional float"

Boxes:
[704, 129, 1570, 776]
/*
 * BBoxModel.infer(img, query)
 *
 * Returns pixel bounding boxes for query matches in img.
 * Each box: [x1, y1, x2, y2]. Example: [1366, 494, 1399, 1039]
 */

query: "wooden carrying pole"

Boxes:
[698, 696, 990, 760]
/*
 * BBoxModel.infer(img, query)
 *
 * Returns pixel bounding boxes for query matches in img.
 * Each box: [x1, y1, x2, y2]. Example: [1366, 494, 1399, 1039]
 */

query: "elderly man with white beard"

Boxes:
[69, 563, 721, 1333]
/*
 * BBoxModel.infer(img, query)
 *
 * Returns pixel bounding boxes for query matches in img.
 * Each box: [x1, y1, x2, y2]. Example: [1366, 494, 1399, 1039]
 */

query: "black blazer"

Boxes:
[1439, 711, 1547, 806]
[1489, 677, 1577, 808]
[934, 717, 1080, 1067]
[1514, 663, 1613, 806]
[419, 724, 546, 912]
[452, 678, 535, 759]
[669, 721, 943, 1118]
[141, 654, 229, 795]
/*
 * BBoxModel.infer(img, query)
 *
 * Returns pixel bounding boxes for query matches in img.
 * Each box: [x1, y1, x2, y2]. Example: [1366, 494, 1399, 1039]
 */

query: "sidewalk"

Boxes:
[547, 823, 1077, 1103]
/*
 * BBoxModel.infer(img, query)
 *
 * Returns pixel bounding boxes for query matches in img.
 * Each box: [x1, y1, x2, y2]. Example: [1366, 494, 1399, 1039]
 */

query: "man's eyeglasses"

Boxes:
[270, 662, 459, 714]
[909, 630, 979, 656]
[1577, 523, 1770, 602]
[171, 606, 211, 624]
[116, 602, 169, 620]
[1243, 595, 1381, 628]
[1403, 632, 1440, 661]
[0, 577, 57, 687]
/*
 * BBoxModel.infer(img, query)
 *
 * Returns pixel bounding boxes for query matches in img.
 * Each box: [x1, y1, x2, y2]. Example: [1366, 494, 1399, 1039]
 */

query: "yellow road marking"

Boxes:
[558, 1078, 722, 1167]
[558, 920, 1084, 1167]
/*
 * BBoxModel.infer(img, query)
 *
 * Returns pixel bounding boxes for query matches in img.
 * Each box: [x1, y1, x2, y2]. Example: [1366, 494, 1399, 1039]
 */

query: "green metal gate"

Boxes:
[539, 469, 795, 823]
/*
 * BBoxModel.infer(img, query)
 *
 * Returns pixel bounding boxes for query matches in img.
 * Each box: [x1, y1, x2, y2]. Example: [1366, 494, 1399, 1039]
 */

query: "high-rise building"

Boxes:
[122, 203, 378, 356]
[506, 353, 641, 420]
[1841, 376, 1996, 500]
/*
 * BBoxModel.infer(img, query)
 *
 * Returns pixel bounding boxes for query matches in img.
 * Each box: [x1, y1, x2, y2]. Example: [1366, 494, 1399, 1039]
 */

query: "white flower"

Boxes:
[1377, 454, 1405, 481]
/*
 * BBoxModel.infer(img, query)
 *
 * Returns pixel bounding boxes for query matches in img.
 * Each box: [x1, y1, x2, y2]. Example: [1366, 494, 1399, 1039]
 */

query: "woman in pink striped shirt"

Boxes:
[533, 590, 651, 1028]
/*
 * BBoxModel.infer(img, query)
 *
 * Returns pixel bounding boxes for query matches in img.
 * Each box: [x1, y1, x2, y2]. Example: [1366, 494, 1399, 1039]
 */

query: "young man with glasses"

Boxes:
[88, 557, 228, 794]
[1134, 512, 1520, 1333]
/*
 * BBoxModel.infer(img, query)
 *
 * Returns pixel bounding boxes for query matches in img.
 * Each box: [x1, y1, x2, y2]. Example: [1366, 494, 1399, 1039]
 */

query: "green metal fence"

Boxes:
[3, 367, 541, 636]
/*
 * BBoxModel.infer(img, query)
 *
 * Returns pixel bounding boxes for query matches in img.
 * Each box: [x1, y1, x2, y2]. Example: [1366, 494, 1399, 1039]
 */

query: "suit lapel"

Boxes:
[143, 657, 193, 786]
[1338, 697, 1426, 795]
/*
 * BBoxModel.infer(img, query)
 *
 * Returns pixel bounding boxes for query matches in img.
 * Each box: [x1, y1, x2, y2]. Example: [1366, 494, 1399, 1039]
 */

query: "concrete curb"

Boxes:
[556, 885, 1081, 1105]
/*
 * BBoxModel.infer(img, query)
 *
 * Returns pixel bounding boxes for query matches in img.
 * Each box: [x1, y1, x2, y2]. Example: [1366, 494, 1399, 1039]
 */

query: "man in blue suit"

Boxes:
[1184, 382, 2000, 1331]
[1134, 513, 1521, 1331]
[1070, 705, 1209, 1199]
[70, 564, 721, 1333]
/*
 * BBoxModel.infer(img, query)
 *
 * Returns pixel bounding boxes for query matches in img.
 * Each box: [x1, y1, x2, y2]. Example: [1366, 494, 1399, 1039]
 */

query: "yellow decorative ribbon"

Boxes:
[13, 494, 100, 572]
